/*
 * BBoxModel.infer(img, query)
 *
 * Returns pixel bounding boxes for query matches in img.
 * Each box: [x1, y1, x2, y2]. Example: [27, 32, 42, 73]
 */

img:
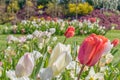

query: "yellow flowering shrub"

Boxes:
[7, 1, 19, 13]
[38, 5, 44, 9]
[26, 0, 33, 7]
[68, 2, 93, 15]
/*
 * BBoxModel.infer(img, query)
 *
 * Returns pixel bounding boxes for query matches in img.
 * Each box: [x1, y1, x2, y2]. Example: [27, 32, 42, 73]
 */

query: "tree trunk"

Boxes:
[76, 0, 78, 19]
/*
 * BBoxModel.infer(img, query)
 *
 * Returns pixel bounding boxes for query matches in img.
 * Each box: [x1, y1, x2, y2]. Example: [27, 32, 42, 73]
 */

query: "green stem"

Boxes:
[96, 59, 100, 72]
[63, 37, 67, 44]
[32, 41, 48, 79]
[77, 65, 85, 80]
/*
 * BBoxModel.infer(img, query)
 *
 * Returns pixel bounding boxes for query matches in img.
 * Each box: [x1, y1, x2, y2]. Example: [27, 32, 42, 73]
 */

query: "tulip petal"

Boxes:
[87, 40, 112, 66]
[15, 53, 34, 77]
[31, 50, 43, 61]
[64, 26, 75, 38]
[94, 73, 104, 80]
[78, 34, 112, 66]
[102, 40, 113, 54]
[48, 43, 72, 77]
[39, 67, 53, 80]
[52, 51, 72, 76]
[89, 67, 95, 76]
[49, 43, 71, 67]
[6, 70, 30, 80]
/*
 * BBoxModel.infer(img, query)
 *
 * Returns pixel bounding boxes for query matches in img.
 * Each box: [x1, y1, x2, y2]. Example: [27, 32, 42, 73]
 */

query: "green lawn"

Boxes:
[58, 30, 120, 45]
[1, 30, 120, 49]
[0, 30, 120, 62]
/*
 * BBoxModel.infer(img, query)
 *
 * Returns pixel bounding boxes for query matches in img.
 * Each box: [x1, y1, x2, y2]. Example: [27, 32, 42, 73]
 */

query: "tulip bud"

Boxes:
[53, 18, 58, 22]
[88, 18, 96, 23]
[64, 26, 75, 38]
[111, 39, 119, 47]
[46, 16, 52, 21]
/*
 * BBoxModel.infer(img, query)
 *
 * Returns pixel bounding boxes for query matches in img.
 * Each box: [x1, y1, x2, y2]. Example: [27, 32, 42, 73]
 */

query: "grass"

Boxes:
[0, 30, 120, 62]
[1, 30, 120, 49]
[58, 30, 120, 44]
[0, 34, 22, 50]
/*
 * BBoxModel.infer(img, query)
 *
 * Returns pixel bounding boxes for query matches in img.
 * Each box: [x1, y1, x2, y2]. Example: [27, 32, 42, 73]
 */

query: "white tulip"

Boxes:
[32, 30, 41, 38]
[48, 43, 72, 71]
[21, 20, 27, 24]
[7, 35, 19, 43]
[7, 51, 42, 80]
[19, 36, 27, 43]
[6, 70, 29, 80]
[49, 28, 56, 34]
[52, 37, 57, 42]
[99, 53, 113, 67]
[26, 35, 33, 40]
[31, 50, 43, 61]
[105, 53, 114, 64]
[39, 67, 53, 80]
[39, 43, 72, 80]
[15, 53, 34, 77]
[51, 50, 72, 76]
[85, 67, 104, 80]
[100, 66, 108, 72]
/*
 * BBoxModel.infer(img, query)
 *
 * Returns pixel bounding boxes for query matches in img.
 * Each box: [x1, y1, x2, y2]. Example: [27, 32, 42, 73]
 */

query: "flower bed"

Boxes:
[79, 9, 120, 29]
[0, 18, 106, 35]
[0, 27, 119, 79]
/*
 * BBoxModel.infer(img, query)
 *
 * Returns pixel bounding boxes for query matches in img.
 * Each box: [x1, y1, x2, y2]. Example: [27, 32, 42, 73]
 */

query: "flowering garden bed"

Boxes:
[0, 0, 120, 80]
[0, 27, 120, 79]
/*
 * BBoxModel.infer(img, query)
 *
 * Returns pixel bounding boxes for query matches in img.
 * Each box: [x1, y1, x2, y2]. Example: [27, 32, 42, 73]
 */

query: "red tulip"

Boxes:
[78, 34, 112, 66]
[53, 18, 58, 22]
[111, 39, 119, 47]
[46, 16, 52, 21]
[88, 18, 96, 23]
[64, 26, 75, 38]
